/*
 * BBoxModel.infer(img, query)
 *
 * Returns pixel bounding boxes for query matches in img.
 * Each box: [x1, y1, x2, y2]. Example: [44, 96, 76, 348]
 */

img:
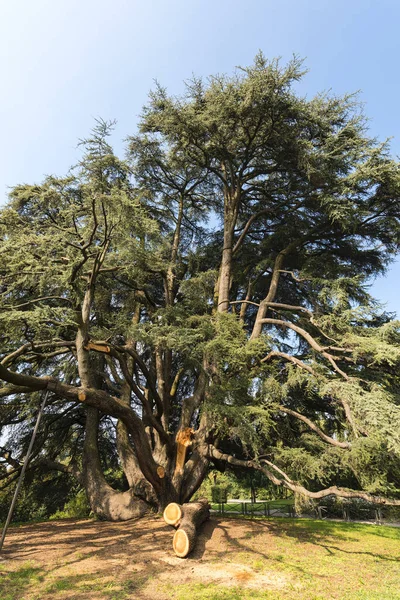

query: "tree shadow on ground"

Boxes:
[1, 518, 171, 600]
[188, 518, 219, 560]
[1, 517, 172, 562]
[209, 519, 316, 578]
[217, 517, 400, 564]
[1, 516, 399, 599]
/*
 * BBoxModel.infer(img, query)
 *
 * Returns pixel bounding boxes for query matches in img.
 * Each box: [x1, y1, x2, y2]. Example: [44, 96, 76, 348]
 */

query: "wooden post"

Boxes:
[0, 391, 49, 554]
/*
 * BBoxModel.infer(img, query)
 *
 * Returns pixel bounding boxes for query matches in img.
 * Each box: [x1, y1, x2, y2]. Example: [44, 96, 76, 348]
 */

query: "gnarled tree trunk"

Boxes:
[83, 407, 149, 520]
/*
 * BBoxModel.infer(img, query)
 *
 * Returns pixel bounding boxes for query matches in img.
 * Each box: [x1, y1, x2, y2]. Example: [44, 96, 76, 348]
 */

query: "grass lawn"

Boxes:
[0, 516, 399, 600]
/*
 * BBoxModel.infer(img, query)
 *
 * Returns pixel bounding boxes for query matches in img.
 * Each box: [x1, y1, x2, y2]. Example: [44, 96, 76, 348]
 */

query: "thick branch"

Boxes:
[278, 406, 351, 449]
[265, 302, 312, 317]
[116, 353, 171, 448]
[232, 209, 272, 254]
[0, 362, 163, 491]
[0, 384, 37, 398]
[38, 458, 83, 484]
[206, 445, 400, 506]
[250, 248, 291, 339]
[260, 318, 350, 380]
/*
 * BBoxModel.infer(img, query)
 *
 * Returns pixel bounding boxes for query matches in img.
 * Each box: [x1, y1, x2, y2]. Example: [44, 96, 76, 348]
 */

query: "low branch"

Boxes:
[206, 445, 400, 506]
[1, 344, 32, 366]
[0, 384, 37, 398]
[278, 270, 306, 282]
[0, 362, 163, 492]
[265, 302, 312, 317]
[1, 296, 72, 310]
[38, 458, 83, 483]
[1, 341, 76, 368]
[229, 300, 260, 308]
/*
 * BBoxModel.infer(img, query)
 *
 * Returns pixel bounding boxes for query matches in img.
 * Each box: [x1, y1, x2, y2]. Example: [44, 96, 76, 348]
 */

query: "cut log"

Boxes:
[172, 499, 210, 558]
[173, 523, 196, 557]
[157, 465, 165, 479]
[163, 502, 182, 526]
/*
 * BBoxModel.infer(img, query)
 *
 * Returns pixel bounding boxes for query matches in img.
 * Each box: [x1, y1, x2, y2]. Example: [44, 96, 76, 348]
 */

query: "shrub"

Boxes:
[49, 489, 91, 520]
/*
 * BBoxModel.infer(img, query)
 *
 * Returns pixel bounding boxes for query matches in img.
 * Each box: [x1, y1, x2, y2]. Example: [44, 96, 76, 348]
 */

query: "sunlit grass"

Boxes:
[0, 562, 44, 600]
[167, 519, 400, 600]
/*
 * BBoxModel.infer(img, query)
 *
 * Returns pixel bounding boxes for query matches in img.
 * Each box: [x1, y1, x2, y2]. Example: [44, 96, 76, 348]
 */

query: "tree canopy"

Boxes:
[1, 54, 400, 519]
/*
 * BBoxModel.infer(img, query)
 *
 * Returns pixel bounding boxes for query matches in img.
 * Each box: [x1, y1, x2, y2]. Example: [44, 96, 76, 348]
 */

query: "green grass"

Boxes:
[42, 574, 150, 599]
[0, 562, 152, 600]
[169, 584, 400, 600]
[0, 563, 45, 600]
[167, 584, 274, 599]
[166, 519, 400, 600]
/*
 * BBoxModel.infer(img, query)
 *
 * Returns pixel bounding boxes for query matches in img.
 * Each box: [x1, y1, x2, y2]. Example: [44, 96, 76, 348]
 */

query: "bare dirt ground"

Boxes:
[1, 517, 288, 599]
[1, 516, 399, 600]
[0, 516, 298, 600]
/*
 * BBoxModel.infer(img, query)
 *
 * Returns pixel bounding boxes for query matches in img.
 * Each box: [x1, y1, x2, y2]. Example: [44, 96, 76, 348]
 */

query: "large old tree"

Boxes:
[1, 55, 400, 520]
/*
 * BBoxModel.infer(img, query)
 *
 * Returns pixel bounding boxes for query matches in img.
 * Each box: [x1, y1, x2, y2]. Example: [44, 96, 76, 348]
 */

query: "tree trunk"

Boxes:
[217, 185, 240, 313]
[164, 498, 210, 558]
[116, 419, 158, 506]
[83, 407, 149, 520]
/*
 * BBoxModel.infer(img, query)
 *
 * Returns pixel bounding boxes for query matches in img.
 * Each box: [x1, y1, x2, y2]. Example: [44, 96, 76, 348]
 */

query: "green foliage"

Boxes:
[1, 57, 400, 514]
[210, 485, 228, 503]
[325, 380, 400, 455]
[0, 472, 73, 523]
[49, 489, 91, 520]
[195, 470, 285, 502]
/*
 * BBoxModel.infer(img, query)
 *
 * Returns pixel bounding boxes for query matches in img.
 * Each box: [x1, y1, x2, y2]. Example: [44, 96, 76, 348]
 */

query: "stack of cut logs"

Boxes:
[163, 498, 210, 557]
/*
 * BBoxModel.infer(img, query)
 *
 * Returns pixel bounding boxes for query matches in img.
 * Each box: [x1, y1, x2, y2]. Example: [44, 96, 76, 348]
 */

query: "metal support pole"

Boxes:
[0, 390, 49, 554]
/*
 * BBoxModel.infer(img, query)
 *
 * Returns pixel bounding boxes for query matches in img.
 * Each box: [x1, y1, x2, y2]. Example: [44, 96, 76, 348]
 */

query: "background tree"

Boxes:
[1, 56, 400, 521]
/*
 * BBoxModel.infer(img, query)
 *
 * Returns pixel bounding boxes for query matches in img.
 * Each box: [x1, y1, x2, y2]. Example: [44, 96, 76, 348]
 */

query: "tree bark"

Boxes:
[251, 250, 287, 339]
[217, 185, 240, 313]
[116, 419, 158, 505]
[83, 407, 149, 520]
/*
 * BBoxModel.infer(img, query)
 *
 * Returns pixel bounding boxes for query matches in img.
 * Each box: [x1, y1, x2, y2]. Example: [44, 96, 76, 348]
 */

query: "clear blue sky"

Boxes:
[1, 0, 399, 314]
